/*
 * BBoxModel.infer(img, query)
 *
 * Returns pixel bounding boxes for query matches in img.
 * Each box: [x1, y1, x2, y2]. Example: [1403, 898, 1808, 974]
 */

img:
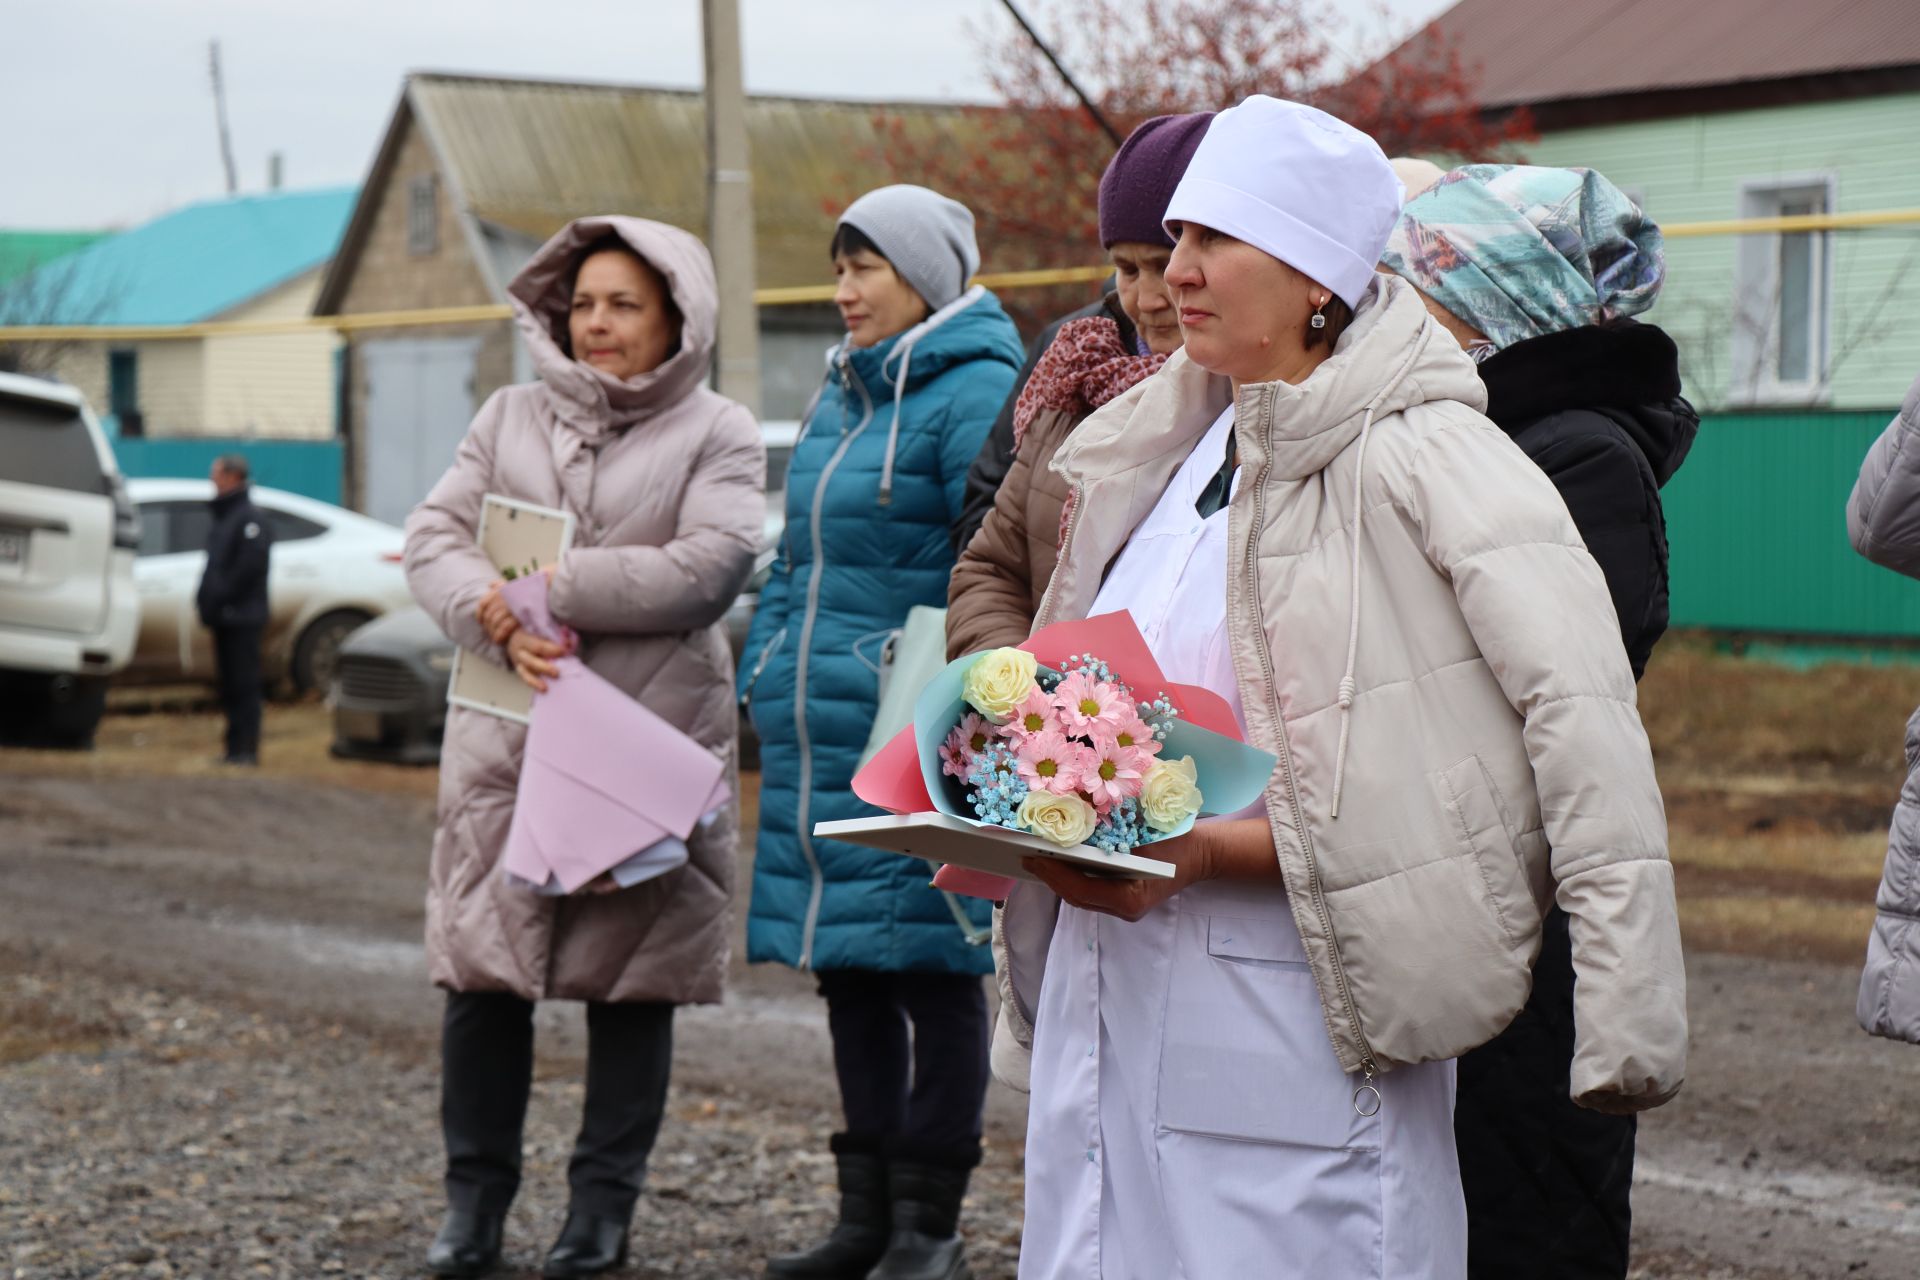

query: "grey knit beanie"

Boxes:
[836, 184, 981, 312]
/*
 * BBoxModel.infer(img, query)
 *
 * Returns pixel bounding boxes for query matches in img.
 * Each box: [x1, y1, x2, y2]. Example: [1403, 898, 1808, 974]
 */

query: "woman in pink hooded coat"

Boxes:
[404, 216, 764, 1279]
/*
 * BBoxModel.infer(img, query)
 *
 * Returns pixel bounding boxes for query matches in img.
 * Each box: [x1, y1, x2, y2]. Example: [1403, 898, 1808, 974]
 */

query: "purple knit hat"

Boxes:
[1098, 112, 1216, 249]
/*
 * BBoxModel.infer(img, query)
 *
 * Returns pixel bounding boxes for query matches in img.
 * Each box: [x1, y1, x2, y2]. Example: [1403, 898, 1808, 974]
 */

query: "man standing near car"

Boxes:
[197, 454, 272, 765]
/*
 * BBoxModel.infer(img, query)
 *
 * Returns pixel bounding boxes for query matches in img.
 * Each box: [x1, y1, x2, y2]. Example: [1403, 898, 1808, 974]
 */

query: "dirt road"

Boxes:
[5, 723, 1920, 1277]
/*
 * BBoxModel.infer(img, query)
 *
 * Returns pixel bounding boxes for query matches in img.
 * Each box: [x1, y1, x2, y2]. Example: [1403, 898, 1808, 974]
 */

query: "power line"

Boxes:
[994, 0, 1125, 149]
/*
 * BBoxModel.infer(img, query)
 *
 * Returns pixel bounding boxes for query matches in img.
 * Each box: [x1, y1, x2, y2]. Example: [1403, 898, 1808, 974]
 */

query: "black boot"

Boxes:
[871, 1143, 983, 1280]
[764, 1134, 890, 1279]
[425, 1208, 505, 1278]
[867, 1144, 979, 1280]
[542, 1210, 630, 1278]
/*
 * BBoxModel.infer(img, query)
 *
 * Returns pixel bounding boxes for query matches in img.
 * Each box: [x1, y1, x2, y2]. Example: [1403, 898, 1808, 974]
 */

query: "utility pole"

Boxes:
[208, 40, 238, 195]
[703, 0, 762, 416]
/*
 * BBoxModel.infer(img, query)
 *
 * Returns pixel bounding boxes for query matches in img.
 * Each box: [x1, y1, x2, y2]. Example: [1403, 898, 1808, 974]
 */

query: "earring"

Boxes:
[1309, 299, 1328, 331]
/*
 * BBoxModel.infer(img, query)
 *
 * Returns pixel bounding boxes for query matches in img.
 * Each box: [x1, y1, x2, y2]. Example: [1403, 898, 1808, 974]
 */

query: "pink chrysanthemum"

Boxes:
[1081, 734, 1152, 811]
[1004, 685, 1061, 742]
[1053, 669, 1128, 737]
[1016, 729, 1094, 797]
[940, 712, 994, 780]
[1106, 707, 1162, 759]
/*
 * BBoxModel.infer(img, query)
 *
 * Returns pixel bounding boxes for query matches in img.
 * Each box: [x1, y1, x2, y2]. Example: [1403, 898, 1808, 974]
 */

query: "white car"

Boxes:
[126, 479, 415, 692]
[0, 371, 141, 747]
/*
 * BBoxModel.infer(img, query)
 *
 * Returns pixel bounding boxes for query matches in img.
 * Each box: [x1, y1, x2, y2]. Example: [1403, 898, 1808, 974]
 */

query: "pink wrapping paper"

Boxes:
[497, 572, 728, 893]
[858, 611, 1246, 903]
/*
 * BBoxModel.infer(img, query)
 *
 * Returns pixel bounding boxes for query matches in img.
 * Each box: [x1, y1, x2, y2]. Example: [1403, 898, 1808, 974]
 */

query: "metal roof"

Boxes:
[0, 231, 108, 286]
[1407, 0, 1920, 110]
[391, 72, 989, 295]
[7, 188, 356, 326]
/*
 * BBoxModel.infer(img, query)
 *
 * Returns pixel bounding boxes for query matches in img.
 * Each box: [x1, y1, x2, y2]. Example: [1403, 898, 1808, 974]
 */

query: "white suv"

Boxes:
[0, 371, 140, 747]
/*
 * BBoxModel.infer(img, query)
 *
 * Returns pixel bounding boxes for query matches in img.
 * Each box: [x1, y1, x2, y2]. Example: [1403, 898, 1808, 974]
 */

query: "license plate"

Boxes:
[0, 528, 25, 567]
[337, 708, 383, 741]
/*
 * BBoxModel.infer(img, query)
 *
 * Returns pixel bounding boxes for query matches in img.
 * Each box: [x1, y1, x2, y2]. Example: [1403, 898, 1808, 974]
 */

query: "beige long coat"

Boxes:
[404, 217, 764, 1004]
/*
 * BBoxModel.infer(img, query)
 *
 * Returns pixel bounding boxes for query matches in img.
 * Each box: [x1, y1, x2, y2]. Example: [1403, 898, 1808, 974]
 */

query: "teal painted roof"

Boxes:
[0, 231, 109, 285]
[23, 188, 356, 325]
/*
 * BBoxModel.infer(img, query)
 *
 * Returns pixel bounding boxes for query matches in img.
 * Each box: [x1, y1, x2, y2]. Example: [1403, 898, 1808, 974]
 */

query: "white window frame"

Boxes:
[1729, 173, 1837, 407]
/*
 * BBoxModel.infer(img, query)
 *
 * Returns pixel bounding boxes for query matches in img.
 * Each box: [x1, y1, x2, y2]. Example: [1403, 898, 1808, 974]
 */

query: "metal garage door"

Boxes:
[361, 336, 480, 528]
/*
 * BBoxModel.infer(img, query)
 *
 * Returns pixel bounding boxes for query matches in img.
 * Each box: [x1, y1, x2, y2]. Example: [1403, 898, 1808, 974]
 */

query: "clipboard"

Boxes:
[447, 494, 576, 724]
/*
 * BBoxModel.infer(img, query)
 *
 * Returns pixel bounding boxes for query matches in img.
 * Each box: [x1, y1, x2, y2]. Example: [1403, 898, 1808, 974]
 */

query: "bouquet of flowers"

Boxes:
[939, 647, 1204, 855]
[824, 612, 1276, 899]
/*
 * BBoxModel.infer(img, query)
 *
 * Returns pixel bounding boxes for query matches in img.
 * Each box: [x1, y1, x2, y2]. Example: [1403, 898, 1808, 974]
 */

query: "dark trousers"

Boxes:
[211, 624, 263, 759]
[1456, 907, 1638, 1279]
[815, 969, 989, 1161]
[441, 990, 674, 1219]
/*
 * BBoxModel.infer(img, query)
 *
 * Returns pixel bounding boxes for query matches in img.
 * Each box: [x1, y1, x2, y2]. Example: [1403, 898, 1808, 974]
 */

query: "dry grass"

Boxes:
[1637, 639, 1911, 963]
[739, 767, 761, 836]
[1667, 830, 1886, 965]
[1640, 635, 1920, 775]
[1673, 894, 1880, 967]
[2, 700, 439, 799]
[1670, 829, 1887, 882]
[0, 987, 118, 1065]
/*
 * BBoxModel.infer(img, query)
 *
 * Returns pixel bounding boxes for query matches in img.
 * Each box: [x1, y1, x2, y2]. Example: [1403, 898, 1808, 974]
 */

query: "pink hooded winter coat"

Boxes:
[404, 216, 765, 1004]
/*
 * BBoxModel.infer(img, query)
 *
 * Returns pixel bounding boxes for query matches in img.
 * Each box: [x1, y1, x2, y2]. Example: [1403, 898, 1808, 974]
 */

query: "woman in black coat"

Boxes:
[1480, 321, 1696, 678]
[1383, 164, 1697, 1279]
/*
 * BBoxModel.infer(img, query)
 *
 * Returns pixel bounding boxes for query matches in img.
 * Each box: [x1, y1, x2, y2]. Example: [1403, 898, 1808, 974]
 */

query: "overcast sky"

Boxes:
[2, 0, 1454, 230]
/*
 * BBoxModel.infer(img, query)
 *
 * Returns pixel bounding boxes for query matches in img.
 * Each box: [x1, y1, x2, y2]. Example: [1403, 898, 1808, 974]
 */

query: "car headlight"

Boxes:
[425, 650, 455, 673]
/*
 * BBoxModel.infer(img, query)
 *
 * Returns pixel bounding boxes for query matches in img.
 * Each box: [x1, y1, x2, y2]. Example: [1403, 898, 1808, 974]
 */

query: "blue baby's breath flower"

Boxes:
[966, 741, 1031, 829]
[1090, 797, 1149, 856]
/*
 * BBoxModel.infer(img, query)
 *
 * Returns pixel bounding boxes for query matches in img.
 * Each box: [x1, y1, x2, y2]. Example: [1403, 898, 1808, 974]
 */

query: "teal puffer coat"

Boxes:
[741, 287, 1022, 973]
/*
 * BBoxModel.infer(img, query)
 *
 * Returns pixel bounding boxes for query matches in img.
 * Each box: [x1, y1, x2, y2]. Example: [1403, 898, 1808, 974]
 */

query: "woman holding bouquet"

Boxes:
[740, 185, 1022, 1280]
[995, 96, 1688, 1279]
[405, 217, 764, 1278]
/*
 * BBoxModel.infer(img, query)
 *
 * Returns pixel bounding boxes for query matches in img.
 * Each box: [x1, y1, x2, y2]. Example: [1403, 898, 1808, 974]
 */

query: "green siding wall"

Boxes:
[1522, 93, 1920, 413]
[110, 437, 344, 507]
[1666, 409, 1916, 637]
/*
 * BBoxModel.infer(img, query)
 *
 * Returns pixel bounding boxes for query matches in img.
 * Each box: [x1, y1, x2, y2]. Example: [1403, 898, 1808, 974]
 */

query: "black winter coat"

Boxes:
[1479, 321, 1697, 678]
[196, 485, 273, 628]
[1456, 320, 1695, 1279]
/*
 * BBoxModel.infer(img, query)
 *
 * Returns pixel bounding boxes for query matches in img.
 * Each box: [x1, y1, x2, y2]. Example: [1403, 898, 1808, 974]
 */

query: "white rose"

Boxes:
[1017, 791, 1099, 848]
[962, 647, 1038, 724]
[1140, 755, 1204, 832]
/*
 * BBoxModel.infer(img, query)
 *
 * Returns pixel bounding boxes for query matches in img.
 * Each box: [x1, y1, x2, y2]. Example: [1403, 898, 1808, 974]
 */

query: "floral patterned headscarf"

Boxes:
[1380, 164, 1664, 351]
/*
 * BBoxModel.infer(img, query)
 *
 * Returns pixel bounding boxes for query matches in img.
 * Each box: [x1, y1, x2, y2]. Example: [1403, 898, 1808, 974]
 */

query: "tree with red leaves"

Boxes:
[861, 0, 1532, 325]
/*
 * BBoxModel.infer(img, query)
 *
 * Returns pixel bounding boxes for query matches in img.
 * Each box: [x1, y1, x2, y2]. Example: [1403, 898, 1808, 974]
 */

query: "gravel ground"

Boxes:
[0, 949, 1829, 1280]
[0, 961, 1026, 1280]
[8, 705, 1920, 1278]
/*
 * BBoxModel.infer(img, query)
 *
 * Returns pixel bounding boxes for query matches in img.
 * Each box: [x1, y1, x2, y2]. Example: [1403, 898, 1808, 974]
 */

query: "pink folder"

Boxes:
[497, 573, 728, 894]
